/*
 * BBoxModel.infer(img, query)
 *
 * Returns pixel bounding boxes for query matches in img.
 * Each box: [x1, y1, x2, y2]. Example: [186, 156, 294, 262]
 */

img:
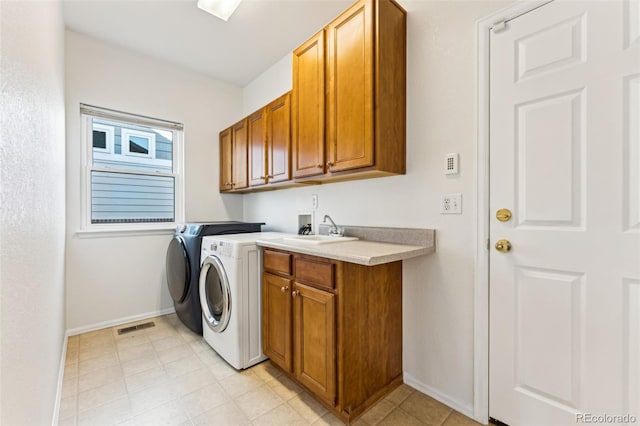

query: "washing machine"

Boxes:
[165, 222, 263, 335]
[199, 232, 289, 369]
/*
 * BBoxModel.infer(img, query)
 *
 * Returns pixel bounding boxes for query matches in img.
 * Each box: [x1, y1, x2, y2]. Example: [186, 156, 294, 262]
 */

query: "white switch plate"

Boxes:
[441, 193, 462, 214]
[311, 194, 318, 210]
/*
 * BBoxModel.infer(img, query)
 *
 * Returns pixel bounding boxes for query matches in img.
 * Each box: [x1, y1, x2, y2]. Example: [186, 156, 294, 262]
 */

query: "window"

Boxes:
[80, 104, 184, 231]
[92, 123, 114, 153]
[121, 128, 155, 158]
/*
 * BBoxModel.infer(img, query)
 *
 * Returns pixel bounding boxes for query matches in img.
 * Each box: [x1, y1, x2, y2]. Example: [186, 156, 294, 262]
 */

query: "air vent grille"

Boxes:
[117, 321, 155, 335]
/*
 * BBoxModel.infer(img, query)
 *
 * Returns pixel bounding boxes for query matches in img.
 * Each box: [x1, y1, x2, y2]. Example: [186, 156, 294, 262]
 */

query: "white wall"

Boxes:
[65, 31, 245, 331]
[242, 54, 292, 116]
[241, 0, 509, 418]
[0, 1, 67, 424]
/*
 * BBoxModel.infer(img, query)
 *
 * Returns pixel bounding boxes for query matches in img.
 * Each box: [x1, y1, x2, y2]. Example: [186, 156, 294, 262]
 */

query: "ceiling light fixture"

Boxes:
[197, 0, 242, 21]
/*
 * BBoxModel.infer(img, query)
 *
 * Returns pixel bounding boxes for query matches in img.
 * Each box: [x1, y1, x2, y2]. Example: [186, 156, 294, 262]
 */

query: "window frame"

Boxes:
[79, 104, 185, 234]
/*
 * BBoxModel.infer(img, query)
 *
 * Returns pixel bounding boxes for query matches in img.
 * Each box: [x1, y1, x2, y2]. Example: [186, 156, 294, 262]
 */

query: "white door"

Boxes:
[489, 1, 640, 425]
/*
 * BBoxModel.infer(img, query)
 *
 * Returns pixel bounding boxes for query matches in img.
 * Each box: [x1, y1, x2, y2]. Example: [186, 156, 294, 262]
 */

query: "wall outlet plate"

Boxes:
[311, 194, 318, 210]
[441, 193, 462, 214]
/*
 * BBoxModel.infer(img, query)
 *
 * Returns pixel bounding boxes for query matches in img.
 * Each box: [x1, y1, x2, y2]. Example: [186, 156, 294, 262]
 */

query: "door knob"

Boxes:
[280, 286, 289, 293]
[495, 239, 512, 253]
[291, 290, 299, 297]
[496, 209, 512, 222]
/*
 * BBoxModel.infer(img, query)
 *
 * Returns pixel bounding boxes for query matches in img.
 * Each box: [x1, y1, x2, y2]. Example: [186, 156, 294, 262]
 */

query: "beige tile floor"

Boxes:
[58, 314, 482, 426]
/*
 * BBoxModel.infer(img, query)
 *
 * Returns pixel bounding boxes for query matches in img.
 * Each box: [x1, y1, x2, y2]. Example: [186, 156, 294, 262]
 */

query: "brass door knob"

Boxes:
[495, 239, 512, 253]
[280, 286, 289, 293]
[291, 290, 299, 297]
[496, 209, 512, 222]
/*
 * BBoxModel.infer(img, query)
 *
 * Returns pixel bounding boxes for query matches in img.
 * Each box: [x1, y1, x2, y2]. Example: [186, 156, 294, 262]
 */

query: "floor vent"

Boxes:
[117, 321, 155, 335]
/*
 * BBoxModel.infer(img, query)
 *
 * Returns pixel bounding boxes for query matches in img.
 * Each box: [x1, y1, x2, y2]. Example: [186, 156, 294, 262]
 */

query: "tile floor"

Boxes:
[58, 314, 482, 426]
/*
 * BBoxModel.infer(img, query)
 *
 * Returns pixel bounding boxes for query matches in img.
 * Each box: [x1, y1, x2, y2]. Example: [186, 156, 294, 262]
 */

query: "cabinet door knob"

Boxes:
[259, 176, 266, 179]
[316, 164, 323, 169]
[326, 161, 334, 167]
[280, 286, 289, 293]
[225, 182, 232, 187]
[267, 175, 274, 179]
[291, 290, 299, 297]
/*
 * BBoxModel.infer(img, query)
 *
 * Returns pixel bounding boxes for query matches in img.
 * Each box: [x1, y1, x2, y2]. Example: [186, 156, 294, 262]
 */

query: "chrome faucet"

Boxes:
[323, 215, 344, 237]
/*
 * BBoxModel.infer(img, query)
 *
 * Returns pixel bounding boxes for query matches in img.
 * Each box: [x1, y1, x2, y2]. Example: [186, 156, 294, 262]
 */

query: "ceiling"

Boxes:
[62, 0, 352, 87]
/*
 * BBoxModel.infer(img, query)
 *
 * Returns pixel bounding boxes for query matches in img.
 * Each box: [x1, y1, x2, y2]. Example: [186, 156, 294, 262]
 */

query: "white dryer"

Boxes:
[199, 232, 289, 369]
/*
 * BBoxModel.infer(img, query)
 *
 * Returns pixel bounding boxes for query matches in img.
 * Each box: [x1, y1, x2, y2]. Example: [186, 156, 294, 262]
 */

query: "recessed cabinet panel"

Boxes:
[294, 282, 336, 404]
[268, 93, 291, 183]
[326, 0, 374, 172]
[248, 110, 267, 187]
[219, 127, 233, 192]
[232, 119, 248, 190]
[262, 272, 293, 372]
[293, 31, 326, 178]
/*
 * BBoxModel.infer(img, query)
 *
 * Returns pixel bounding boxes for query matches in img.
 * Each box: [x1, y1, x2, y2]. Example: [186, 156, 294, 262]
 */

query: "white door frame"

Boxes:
[474, 1, 554, 423]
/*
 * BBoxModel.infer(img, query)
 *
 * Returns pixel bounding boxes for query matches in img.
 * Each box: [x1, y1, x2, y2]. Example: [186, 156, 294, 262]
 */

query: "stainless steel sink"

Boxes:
[282, 235, 358, 245]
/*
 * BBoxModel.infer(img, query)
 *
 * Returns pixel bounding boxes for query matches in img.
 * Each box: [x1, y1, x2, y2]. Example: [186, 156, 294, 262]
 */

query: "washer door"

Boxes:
[166, 236, 190, 303]
[199, 255, 231, 333]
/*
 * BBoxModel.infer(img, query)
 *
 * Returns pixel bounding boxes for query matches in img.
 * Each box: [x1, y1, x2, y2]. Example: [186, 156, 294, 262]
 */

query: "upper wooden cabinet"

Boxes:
[218, 0, 405, 193]
[219, 127, 233, 192]
[294, 0, 406, 181]
[219, 119, 248, 192]
[292, 30, 326, 178]
[266, 93, 291, 184]
[248, 108, 267, 187]
[247, 92, 292, 188]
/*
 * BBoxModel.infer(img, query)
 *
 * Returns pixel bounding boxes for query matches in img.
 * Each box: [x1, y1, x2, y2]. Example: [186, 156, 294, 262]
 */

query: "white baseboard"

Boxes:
[51, 333, 69, 426]
[403, 372, 482, 424]
[65, 307, 176, 337]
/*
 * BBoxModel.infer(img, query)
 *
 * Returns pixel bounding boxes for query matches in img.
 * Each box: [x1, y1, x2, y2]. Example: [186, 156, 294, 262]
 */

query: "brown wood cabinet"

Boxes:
[246, 92, 292, 188]
[262, 248, 403, 423]
[219, 0, 405, 193]
[248, 108, 267, 187]
[292, 30, 326, 178]
[266, 93, 291, 184]
[219, 119, 248, 192]
[292, 0, 406, 183]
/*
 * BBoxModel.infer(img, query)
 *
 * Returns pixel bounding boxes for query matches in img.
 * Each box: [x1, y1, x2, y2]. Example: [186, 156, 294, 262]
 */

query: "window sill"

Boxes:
[75, 225, 176, 238]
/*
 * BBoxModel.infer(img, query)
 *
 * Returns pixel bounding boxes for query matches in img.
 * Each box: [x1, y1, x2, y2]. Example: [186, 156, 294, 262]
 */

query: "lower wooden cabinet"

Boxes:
[262, 272, 293, 372]
[262, 248, 403, 423]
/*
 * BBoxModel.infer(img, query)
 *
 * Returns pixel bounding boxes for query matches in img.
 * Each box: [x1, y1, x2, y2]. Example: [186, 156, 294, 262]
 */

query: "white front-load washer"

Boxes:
[199, 232, 289, 369]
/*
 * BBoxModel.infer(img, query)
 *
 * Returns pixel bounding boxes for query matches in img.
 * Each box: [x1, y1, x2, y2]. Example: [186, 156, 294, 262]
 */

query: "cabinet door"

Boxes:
[262, 272, 293, 373]
[248, 109, 267, 187]
[326, 0, 374, 173]
[267, 93, 291, 184]
[219, 127, 233, 192]
[293, 282, 336, 404]
[231, 119, 248, 190]
[292, 30, 325, 178]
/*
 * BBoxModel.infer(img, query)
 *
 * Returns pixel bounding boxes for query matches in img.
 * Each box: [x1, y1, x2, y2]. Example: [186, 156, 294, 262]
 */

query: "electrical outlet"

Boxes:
[311, 194, 318, 210]
[441, 193, 462, 214]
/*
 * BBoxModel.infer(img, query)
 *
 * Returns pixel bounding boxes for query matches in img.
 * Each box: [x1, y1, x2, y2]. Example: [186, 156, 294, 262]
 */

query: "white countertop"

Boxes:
[256, 237, 434, 266]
